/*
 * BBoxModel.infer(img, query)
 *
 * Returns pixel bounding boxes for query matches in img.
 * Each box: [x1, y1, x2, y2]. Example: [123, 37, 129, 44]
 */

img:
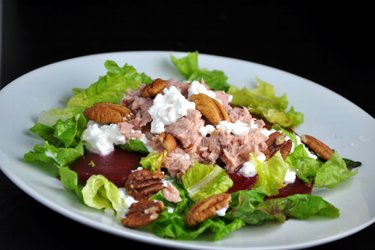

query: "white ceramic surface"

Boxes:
[1, 51, 374, 249]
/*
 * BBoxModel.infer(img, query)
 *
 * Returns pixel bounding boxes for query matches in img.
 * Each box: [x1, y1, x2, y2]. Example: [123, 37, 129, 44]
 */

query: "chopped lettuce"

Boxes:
[81, 175, 125, 214]
[140, 151, 166, 172]
[228, 78, 304, 127]
[181, 162, 233, 202]
[253, 152, 289, 196]
[225, 191, 339, 225]
[171, 51, 230, 91]
[314, 152, 357, 188]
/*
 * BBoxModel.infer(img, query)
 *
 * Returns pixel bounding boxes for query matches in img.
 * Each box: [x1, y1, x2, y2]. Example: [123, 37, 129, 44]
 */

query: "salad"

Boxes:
[24, 51, 361, 241]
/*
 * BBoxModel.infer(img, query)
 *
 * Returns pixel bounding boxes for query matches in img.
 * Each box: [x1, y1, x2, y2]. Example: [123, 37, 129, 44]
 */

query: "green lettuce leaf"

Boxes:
[225, 191, 339, 225]
[81, 175, 125, 213]
[118, 139, 149, 154]
[149, 210, 244, 240]
[286, 144, 322, 183]
[253, 152, 289, 196]
[67, 60, 151, 108]
[59, 166, 83, 201]
[171, 51, 230, 91]
[140, 151, 166, 172]
[181, 162, 233, 202]
[53, 114, 87, 147]
[37, 107, 86, 127]
[24, 141, 84, 168]
[314, 152, 357, 188]
[228, 78, 304, 127]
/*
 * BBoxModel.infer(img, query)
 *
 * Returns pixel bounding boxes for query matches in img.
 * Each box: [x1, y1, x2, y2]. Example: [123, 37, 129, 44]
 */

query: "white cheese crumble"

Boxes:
[82, 121, 125, 155]
[167, 206, 175, 213]
[239, 161, 257, 177]
[118, 188, 138, 215]
[239, 154, 265, 177]
[284, 169, 296, 184]
[260, 128, 276, 137]
[148, 86, 195, 134]
[188, 80, 216, 99]
[216, 120, 250, 136]
[198, 124, 215, 137]
[216, 206, 229, 217]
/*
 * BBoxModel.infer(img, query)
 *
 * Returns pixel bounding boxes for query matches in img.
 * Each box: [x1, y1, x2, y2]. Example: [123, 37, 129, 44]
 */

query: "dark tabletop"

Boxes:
[1, 1, 374, 249]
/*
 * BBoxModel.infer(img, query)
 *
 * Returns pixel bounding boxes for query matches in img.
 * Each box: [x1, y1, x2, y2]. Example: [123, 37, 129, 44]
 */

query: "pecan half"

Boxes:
[190, 93, 229, 125]
[159, 132, 177, 152]
[141, 78, 168, 98]
[300, 134, 333, 161]
[121, 200, 164, 228]
[262, 131, 292, 160]
[83, 102, 133, 124]
[185, 193, 231, 227]
[125, 169, 165, 200]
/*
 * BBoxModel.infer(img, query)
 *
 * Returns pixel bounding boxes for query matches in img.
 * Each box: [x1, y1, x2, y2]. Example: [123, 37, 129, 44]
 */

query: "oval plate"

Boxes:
[1, 51, 374, 249]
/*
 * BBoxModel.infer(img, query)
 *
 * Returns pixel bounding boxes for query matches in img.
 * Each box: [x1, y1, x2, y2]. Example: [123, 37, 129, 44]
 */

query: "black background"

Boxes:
[1, 1, 374, 249]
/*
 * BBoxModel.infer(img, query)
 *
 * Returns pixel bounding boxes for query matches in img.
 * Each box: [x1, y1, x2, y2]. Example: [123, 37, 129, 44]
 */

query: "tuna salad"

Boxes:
[24, 52, 361, 241]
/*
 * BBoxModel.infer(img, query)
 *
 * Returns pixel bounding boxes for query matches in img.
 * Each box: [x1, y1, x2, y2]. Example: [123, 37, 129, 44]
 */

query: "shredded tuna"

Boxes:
[121, 85, 153, 129]
[163, 147, 193, 178]
[163, 183, 182, 203]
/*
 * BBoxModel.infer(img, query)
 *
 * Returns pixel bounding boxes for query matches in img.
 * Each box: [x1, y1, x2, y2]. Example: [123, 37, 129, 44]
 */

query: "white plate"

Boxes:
[1, 51, 374, 249]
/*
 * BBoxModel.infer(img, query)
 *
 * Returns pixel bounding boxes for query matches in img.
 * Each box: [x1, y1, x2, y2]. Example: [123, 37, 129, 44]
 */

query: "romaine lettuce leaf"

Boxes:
[149, 210, 244, 240]
[140, 151, 166, 172]
[228, 78, 304, 127]
[225, 191, 339, 225]
[81, 174, 125, 214]
[181, 162, 233, 202]
[171, 51, 230, 91]
[118, 139, 149, 154]
[59, 166, 83, 201]
[314, 152, 357, 188]
[286, 144, 322, 183]
[253, 152, 289, 196]
[67, 60, 151, 108]
[24, 141, 84, 169]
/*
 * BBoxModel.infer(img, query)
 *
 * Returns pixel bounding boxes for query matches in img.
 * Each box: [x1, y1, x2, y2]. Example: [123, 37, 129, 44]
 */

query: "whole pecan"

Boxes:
[121, 200, 164, 228]
[125, 169, 165, 200]
[262, 131, 292, 160]
[159, 132, 177, 153]
[190, 93, 229, 125]
[300, 134, 333, 161]
[141, 78, 168, 98]
[185, 193, 231, 227]
[83, 102, 133, 124]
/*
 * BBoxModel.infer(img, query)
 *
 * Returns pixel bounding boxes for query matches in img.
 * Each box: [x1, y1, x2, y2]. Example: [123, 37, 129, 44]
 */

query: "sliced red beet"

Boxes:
[70, 149, 142, 187]
[268, 178, 313, 199]
[227, 172, 258, 193]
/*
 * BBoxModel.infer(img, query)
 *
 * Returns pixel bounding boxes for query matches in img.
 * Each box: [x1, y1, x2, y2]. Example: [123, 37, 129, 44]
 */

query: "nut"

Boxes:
[83, 102, 133, 124]
[125, 169, 165, 200]
[190, 93, 229, 125]
[159, 132, 177, 153]
[141, 78, 168, 98]
[121, 200, 164, 227]
[185, 193, 231, 227]
[300, 134, 333, 161]
[262, 131, 292, 160]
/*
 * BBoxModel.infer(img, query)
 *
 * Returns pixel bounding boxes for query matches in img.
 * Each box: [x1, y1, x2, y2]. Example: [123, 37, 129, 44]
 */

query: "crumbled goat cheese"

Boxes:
[216, 120, 250, 136]
[82, 121, 125, 155]
[148, 86, 195, 134]
[216, 206, 229, 217]
[198, 124, 216, 137]
[188, 80, 216, 99]
[284, 169, 297, 184]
